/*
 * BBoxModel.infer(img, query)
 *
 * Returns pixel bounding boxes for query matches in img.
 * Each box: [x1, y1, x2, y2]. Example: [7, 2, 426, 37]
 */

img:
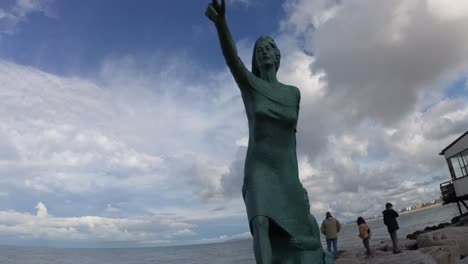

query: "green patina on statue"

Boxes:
[206, 1, 333, 263]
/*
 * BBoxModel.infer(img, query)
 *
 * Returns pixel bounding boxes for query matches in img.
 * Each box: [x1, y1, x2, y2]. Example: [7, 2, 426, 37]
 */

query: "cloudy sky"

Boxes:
[0, 0, 467, 248]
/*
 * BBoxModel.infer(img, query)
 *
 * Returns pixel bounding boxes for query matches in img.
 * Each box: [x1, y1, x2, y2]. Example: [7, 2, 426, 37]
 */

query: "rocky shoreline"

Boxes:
[335, 214, 468, 264]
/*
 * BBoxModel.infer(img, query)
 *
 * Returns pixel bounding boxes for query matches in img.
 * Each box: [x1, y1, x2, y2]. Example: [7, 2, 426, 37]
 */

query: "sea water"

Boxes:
[0, 204, 461, 264]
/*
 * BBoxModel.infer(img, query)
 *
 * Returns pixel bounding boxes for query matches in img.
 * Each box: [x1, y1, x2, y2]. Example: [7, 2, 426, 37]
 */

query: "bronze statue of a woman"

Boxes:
[206, 1, 332, 263]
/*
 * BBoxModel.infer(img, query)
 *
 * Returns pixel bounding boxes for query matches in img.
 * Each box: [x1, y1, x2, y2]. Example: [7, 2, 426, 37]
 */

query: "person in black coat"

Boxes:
[382, 203, 401, 254]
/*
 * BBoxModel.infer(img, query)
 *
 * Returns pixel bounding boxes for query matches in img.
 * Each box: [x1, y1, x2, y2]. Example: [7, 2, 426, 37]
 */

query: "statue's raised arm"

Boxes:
[205, 0, 246, 81]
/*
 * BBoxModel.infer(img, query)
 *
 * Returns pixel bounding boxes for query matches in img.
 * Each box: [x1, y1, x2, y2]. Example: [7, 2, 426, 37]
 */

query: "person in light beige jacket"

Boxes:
[320, 212, 341, 257]
[357, 216, 372, 257]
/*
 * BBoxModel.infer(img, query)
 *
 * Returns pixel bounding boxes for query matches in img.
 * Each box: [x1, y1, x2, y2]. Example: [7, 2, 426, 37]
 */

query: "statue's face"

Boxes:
[255, 40, 276, 70]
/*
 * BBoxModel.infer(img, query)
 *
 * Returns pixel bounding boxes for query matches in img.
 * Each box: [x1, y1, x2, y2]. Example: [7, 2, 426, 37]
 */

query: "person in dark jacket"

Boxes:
[382, 203, 401, 254]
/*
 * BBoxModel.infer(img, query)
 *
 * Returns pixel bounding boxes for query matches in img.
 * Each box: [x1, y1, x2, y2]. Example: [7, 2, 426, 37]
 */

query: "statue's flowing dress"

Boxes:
[229, 58, 314, 240]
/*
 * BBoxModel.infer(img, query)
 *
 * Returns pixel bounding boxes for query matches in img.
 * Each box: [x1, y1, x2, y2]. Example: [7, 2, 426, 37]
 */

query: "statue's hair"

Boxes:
[251, 35, 281, 78]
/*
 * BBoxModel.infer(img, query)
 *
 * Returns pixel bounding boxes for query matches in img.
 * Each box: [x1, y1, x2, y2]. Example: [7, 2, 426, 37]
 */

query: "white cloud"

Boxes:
[14, 0, 53, 17]
[148, 199, 246, 223]
[104, 204, 121, 215]
[282, 0, 468, 124]
[0, 203, 195, 243]
[0, 61, 168, 194]
[426, 0, 468, 21]
[35, 202, 48, 218]
[0, 54, 250, 244]
[187, 231, 251, 245]
[0, 0, 54, 36]
[227, 0, 251, 7]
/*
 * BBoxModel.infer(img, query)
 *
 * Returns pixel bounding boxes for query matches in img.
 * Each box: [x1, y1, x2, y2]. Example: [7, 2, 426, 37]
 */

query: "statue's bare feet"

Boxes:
[289, 236, 320, 250]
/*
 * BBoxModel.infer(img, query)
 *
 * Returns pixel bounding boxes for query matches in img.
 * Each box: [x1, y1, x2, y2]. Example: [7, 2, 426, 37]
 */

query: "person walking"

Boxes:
[357, 217, 372, 257]
[382, 202, 401, 254]
[320, 212, 341, 257]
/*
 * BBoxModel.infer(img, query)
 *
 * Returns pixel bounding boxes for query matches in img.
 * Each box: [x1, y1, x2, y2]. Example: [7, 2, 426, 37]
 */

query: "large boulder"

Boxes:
[455, 216, 468, 227]
[377, 238, 418, 251]
[419, 246, 460, 264]
[451, 213, 468, 225]
[407, 223, 451, 240]
[372, 250, 437, 264]
[334, 258, 361, 264]
[335, 250, 436, 264]
[417, 227, 468, 256]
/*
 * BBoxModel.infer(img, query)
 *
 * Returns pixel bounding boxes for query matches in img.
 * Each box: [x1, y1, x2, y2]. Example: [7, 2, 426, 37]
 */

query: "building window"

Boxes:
[450, 150, 468, 179]
[462, 149, 468, 167]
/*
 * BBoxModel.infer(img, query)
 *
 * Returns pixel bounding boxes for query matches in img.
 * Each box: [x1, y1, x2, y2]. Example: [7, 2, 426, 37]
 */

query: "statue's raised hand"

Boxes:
[205, 0, 225, 24]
